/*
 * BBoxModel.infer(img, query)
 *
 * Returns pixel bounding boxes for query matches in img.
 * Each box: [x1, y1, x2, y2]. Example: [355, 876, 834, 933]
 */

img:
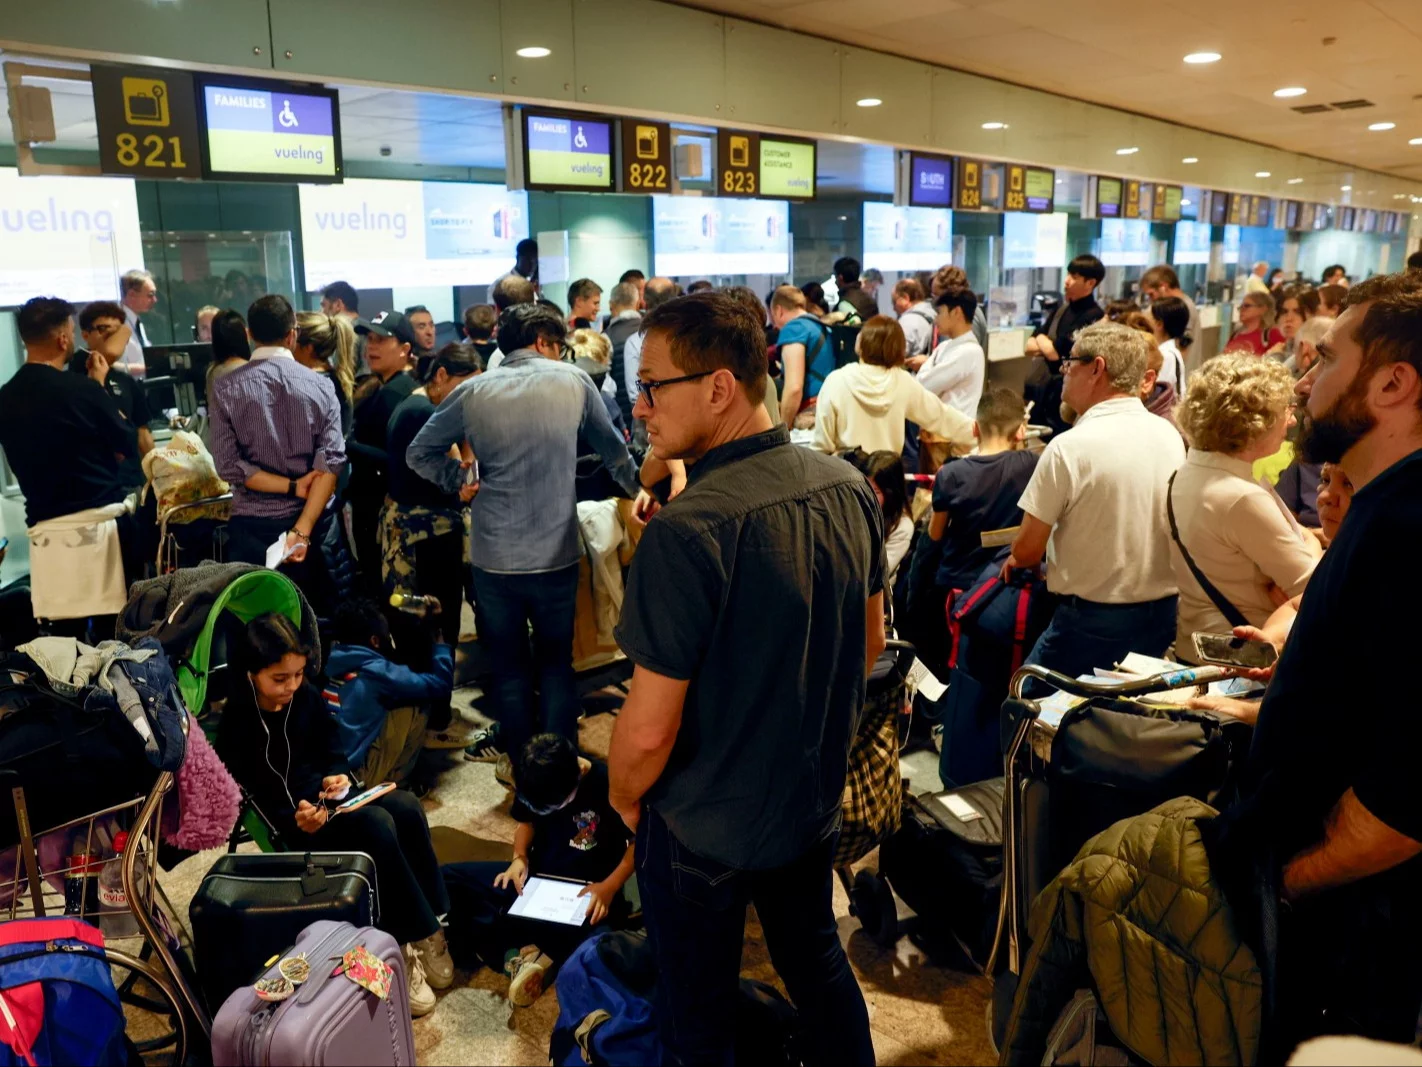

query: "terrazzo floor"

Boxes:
[154, 686, 995, 1066]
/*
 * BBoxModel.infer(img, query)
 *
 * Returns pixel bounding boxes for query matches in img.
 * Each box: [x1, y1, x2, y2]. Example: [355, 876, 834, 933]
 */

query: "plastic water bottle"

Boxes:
[97, 832, 141, 939]
[389, 593, 441, 617]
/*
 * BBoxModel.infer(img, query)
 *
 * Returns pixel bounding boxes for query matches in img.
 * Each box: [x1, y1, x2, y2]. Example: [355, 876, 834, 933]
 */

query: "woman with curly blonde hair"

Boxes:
[1168, 354, 1323, 659]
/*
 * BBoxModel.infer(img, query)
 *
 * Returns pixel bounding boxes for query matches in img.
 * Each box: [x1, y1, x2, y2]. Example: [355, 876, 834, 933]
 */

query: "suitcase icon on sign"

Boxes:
[123, 78, 170, 127]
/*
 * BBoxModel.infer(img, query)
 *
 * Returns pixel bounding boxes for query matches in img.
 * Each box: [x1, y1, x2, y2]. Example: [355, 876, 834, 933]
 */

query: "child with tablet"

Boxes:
[442, 734, 635, 1006]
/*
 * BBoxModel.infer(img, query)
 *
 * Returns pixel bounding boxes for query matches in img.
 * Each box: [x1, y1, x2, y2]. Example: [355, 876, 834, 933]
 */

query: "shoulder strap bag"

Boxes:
[1166, 472, 1249, 630]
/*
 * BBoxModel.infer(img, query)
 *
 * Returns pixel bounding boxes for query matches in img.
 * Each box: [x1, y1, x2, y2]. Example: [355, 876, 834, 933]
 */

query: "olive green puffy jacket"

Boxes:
[1001, 798, 1263, 1066]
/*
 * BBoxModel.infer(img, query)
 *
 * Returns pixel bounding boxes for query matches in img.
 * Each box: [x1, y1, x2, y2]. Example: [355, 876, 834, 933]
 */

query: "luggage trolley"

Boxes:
[0, 713, 209, 1063]
[986, 661, 1236, 1048]
[155, 492, 233, 575]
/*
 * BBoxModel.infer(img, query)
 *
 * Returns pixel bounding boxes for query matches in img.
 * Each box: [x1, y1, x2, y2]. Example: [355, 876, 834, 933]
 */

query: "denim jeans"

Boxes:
[635, 808, 874, 1067]
[1024, 594, 1178, 684]
[469, 563, 580, 756]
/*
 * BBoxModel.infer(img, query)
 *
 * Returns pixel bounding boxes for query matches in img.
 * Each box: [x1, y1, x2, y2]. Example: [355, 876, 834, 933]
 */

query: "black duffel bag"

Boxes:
[1045, 696, 1250, 877]
[0, 671, 158, 848]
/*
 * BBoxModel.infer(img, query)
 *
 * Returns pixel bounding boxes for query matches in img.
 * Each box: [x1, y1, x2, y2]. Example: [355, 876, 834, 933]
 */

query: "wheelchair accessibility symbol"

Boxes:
[573, 125, 588, 149]
[278, 99, 299, 129]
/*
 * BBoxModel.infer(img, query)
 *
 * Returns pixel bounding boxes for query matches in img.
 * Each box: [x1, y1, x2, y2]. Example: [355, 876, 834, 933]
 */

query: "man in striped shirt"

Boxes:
[209, 294, 346, 600]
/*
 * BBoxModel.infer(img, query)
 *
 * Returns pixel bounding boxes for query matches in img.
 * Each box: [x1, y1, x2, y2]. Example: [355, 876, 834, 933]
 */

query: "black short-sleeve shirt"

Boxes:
[614, 427, 885, 870]
[69, 353, 151, 489]
[1214, 449, 1422, 884]
[509, 761, 631, 884]
[932, 450, 1038, 591]
[0, 362, 137, 524]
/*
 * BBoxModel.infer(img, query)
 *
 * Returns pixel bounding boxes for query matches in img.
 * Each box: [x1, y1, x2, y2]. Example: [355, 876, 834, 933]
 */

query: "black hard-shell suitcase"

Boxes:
[189, 850, 377, 1014]
[871, 778, 1005, 966]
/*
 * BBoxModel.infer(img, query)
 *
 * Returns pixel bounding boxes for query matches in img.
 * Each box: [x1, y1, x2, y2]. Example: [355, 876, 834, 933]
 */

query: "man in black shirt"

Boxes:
[0, 297, 141, 634]
[69, 301, 154, 490]
[832, 255, 879, 324]
[1024, 253, 1105, 435]
[1208, 271, 1422, 1052]
[350, 310, 419, 592]
[383, 343, 478, 733]
[609, 291, 882, 1067]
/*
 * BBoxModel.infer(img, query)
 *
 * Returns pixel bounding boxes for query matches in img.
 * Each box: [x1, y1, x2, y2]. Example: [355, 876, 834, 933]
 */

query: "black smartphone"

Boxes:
[1191, 632, 1277, 670]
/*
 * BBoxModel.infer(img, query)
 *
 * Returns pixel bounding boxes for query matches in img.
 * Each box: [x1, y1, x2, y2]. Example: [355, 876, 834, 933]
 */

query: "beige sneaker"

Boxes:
[414, 929, 454, 990]
[493, 752, 515, 791]
[504, 945, 552, 1007]
[403, 943, 437, 1017]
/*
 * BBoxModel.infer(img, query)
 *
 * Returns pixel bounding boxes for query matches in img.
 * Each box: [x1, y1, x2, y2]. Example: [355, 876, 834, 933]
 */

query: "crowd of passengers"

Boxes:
[1, 238, 1421, 1063]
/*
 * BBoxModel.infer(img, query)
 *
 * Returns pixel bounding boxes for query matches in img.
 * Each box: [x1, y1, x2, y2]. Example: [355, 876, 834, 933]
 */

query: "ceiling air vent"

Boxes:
[1292, 104, 1331, 114]
[1330, 99, 1375, 109]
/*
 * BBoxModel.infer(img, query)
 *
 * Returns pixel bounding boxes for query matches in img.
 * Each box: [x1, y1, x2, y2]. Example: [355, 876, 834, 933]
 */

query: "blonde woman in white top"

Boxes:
[1169, 354, 1323, 658]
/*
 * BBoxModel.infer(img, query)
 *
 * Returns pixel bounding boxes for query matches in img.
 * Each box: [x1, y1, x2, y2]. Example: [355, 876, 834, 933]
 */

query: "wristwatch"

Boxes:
[287, 478, 297, 497]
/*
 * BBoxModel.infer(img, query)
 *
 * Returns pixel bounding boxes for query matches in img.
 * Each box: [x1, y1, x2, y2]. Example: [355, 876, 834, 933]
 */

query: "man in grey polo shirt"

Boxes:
[608, 291, 882, 1066]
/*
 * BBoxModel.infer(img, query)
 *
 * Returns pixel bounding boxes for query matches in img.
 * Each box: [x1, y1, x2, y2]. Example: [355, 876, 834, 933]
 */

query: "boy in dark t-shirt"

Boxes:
[442, 735, 634, 1007]
[931, 388, 1037, 592]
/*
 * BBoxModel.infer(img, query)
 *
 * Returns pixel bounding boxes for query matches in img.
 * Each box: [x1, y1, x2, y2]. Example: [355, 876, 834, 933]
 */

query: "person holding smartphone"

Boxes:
[215, 613, 451, 1019]
[441, 734, 634, 1008]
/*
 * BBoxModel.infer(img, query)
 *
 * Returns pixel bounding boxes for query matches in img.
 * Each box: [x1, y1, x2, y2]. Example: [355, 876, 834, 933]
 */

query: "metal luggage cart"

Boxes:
[155, 493, 232, 575]
[985, 662, 1232, 1046]
[1, 715, 210, 1063]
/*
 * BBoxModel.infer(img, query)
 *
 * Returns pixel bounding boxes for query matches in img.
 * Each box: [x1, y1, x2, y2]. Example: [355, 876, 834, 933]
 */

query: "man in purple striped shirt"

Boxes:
[210, 295, 346, 596]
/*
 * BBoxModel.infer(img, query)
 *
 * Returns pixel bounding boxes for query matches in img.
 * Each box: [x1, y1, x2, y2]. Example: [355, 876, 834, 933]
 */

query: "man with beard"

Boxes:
[1206, 270, 1422, 1056]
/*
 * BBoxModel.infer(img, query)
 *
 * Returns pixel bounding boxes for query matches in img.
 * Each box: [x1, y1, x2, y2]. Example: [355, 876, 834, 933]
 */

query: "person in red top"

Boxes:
[1225, 290, 1285, 356]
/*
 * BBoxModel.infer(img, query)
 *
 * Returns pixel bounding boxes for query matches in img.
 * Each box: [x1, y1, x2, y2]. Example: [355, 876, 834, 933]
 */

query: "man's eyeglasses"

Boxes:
[1060, 354, 1100, 366]
[635, 369, 738, 408]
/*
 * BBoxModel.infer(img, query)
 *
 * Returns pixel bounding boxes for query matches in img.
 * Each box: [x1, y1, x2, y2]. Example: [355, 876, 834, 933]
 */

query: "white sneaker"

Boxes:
[403, 943, 437, 1017]
[505, 946, 552, 1008]
[414, 929, 454, 990]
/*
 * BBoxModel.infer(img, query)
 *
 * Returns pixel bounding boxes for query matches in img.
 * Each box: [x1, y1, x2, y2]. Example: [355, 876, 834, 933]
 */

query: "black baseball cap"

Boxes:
[356, 310, 417, 348]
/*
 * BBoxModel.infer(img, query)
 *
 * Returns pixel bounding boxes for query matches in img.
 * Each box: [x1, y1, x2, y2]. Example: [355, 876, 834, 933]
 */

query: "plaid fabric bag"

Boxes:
[835, 669, 904, 868]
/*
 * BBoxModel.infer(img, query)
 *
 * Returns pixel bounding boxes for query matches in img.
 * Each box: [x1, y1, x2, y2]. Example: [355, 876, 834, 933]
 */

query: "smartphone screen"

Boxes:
[1191, 632, 1277, 670]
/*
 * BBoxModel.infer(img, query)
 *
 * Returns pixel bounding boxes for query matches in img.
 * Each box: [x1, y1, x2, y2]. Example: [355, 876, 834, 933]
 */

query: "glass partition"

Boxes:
[139, 230, 297, 344]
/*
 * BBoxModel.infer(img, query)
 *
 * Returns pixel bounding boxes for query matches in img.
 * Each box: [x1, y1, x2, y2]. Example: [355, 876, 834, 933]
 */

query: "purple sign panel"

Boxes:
[910, 154, 953, 208]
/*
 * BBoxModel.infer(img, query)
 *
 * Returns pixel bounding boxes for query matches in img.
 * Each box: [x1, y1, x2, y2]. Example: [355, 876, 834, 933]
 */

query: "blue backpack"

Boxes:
[0, 917, 129, 1066]
[550, 932, 659, 1067]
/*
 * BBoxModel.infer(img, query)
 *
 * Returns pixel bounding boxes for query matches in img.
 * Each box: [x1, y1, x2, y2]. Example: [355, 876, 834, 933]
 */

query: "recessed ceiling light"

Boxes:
[1180, 199, 1192, 206]
[1116, 146, 1139, 155]
[981, 121, 1007, 130]
[515, 46, 551, 58]
[1181, 157, 1199, 164]
[1395, 193, 1408, 199]
[1287, 177, 1304, 184]
[1273, 87, 1307, 98]
[1184, 52, 1221, 64]
[1410, 138, 1422, 145]
[1341, 185, 1352, 191]
[1255, 171, 1271, 178]
[856, 97, 882, 108]
[1368, 122, 1396, 131]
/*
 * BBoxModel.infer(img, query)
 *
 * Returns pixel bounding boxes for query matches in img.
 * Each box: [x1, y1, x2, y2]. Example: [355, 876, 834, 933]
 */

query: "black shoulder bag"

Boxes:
[1166, 472, 1249, 629]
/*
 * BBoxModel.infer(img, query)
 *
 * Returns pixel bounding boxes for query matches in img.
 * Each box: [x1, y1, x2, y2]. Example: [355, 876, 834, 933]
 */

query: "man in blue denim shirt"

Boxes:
[406, 304, 638, 757]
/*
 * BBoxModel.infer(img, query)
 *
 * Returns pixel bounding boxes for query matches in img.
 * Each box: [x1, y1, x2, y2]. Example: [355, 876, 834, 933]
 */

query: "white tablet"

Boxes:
[507, 875, 591, 927]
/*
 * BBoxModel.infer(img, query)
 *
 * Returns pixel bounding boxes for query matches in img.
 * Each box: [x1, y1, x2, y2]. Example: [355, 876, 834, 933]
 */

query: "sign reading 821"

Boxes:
[92, 64, 203, 179]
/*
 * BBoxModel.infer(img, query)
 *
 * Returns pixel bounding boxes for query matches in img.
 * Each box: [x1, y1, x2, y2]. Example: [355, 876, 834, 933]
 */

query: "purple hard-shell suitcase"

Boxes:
[210, 919, 416, 1067]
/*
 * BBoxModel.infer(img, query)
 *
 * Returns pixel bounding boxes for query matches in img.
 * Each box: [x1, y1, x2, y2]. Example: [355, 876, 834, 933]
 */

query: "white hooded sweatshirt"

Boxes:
[811, 362, 974, 456]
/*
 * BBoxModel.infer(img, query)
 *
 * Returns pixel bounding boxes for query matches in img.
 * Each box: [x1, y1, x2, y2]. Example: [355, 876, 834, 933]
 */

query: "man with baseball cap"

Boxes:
[349, 310, 419, 592]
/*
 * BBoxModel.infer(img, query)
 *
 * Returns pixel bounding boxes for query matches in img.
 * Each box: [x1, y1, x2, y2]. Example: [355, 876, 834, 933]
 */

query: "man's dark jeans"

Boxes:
[469, 562, 580, 756]
[635, 808, 874, 1067]
[1024, 594, 1177, 686]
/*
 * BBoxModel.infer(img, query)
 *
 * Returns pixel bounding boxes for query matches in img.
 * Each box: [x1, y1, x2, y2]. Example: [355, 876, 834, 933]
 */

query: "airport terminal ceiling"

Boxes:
[670, 0, 1422, 179]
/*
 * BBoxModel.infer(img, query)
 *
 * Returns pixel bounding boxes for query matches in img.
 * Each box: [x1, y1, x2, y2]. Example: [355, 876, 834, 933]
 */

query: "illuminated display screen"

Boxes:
[1099, 218, 1150, 266]
[863, 202, 953, 271]
[1003, 211, 1067, 270]
[299, 178, 529, 290]
[524, 112, 613, 192]
[909, 154, 953, 208]
[758, 138, 815, 199]
[653, 196, 789, 275]
[200, 80, 341, 181]
[0, 167, 144, 305]
[1172, 220, 1211, 265]
[1096, 177, 1123, 218]
[1024, 168, 1055, 212]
